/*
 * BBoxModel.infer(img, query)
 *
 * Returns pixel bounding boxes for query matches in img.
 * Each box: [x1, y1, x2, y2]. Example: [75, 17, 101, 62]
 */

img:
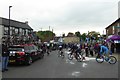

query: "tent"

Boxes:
[106, 35, 120, 42]
[106, 35, 120, 53]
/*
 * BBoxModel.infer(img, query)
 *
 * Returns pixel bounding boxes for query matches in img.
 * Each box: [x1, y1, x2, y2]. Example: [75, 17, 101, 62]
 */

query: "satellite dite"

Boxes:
[118, 1, 120, 18]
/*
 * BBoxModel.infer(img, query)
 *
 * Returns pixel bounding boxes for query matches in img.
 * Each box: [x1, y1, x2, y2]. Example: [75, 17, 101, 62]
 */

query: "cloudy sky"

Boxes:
[0, 0, 119, 36]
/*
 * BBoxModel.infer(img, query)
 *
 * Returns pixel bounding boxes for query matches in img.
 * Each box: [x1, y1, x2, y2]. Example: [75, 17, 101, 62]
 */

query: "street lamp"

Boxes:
[8, 6, 12, 46]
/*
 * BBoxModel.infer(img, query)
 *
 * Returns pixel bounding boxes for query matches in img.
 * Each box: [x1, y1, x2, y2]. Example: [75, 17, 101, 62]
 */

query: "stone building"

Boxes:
[0, 17, 33, 44]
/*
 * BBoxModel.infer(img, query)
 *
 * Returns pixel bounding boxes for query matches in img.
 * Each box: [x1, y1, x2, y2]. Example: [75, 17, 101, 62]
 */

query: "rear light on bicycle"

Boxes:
[16, 52, 25, 56]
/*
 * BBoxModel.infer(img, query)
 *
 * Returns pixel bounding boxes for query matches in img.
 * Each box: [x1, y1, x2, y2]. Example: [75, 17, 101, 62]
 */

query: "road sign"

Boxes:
[115, 26, 120, 28]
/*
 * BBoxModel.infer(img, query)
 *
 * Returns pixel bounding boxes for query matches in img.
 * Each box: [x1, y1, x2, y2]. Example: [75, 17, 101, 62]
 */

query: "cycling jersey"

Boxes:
[100, 45, 109, 55]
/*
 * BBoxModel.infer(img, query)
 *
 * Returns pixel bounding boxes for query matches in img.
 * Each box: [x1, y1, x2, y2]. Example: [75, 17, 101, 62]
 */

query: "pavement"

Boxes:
[112, 53, 120, 61]
[2, 50, 118, 78]
[0, 62, 2, 79]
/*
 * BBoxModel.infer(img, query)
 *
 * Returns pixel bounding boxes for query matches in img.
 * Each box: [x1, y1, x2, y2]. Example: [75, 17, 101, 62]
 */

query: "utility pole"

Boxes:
[41, 28, 42, 31]
[49, 26, 50, 31]
[8, 6, 12, 46]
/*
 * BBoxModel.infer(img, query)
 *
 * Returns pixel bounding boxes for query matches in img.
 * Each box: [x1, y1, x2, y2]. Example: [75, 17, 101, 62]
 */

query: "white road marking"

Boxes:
[72, 71, 80, 77]
[65, 59, 75, 64]
[82, 63, 87, 68]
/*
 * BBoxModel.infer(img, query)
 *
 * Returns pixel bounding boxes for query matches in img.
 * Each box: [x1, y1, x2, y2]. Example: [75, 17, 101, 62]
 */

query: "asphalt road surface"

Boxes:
[2, 49, 118, 78]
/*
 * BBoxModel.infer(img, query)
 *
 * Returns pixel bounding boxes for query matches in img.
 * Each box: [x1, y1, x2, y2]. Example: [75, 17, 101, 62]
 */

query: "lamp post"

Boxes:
[8, 6, 12, 46]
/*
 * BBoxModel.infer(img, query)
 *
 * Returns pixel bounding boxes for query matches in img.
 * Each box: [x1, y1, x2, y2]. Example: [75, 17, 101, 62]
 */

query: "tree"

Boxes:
[67, 32, 74, 37]
[88, 31, 100, 40]
[75, 31, 81, 37]
[62, 33, 65, 37]
[81, 33, 87, 41]
[36, 30, 55, 42]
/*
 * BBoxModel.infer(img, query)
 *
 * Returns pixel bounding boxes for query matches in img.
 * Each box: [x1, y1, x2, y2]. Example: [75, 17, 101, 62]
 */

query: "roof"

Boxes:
[0, 17, 33, 30]
[106, 18, 120, 29]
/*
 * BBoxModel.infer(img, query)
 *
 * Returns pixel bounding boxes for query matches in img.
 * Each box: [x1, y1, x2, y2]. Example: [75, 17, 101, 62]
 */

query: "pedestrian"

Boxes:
[81, 44, 86, 60]
[2, 42, 9, 72]
[89, 45, 94, 57]
[94, 43, 100, 58]
[85, 43, 89, 57]
[111, 42, 115, 53]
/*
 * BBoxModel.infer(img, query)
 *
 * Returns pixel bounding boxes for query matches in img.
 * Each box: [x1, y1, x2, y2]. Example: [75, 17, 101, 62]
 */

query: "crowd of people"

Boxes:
[66, 41, 114, 60]
[1, 35, 117, 72]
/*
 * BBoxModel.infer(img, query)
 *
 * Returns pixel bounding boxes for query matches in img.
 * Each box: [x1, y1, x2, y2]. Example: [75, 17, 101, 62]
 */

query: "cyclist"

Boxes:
[70, 43, 80, 60]
[74, 44, 81, 60]
[99, 44, 110, 61]
[58, 45, 64, 56]
[70, 44, 77, 55]
[46, 43, 50, 55]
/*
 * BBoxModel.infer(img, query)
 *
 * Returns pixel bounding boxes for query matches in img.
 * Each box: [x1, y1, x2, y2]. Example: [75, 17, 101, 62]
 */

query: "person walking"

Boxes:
[89, 45, 94, 57]
[85, 43, 89, 57]
[2, 42, 9, 72]
[111, 42, 115, 54]
[94, 43, 101, 58]
[81, 44, 86, 60]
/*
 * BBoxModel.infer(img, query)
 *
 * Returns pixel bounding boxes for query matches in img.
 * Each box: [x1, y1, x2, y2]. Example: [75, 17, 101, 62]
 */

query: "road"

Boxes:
[2, 49, 119, 78]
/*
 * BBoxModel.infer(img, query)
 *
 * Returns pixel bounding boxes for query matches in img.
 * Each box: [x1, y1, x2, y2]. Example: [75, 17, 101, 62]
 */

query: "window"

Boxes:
[12, 27, 15, 35]
[9, 47, 24, 51]
[33, 45, 38, 50]
[22, 29, 25, 35]
[118, 23, 120, 27]
[4, 27, 8, 35]
[10, 27, 13, 35]
[15, 28, 19, 34]
[24, 46, 30, 51]
[112, 26, 115, 34]
[117, 23, 120, 35]
[26, 29, 28, 35]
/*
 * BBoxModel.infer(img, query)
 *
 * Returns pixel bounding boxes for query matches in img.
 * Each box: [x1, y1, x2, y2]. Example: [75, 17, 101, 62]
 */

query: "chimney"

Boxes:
[25, 21, 28, 24]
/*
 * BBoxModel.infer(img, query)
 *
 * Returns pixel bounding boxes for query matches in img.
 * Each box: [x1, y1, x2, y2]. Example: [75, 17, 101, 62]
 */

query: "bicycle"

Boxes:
[68, 50, 84, 62]
[96, 54, 117, 64]
[58, 50, 64, 59]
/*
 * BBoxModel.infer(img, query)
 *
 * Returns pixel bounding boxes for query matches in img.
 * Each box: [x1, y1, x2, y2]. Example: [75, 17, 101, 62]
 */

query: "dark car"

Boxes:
[8, 44, 44, 65]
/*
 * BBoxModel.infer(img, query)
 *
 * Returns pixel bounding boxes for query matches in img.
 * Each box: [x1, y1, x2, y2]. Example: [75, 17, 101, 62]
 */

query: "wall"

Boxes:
[63, 37, 80, 43]
[0, 18, 3, 56]
[0, 18, 3, 44]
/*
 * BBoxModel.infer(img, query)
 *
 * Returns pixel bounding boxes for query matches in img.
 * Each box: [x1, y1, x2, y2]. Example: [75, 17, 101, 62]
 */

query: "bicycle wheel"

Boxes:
[62, 54, 64, 59]
[96, 56, 104, 63]
[68, 54, 73, 60]
[108, 56, 117, 64]
[77, 56, 82, 62]
[76, 54, 82, 62]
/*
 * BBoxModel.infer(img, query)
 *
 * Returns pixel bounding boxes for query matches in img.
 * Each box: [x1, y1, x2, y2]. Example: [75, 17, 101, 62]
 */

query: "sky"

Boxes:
[0, 0, 119, 36]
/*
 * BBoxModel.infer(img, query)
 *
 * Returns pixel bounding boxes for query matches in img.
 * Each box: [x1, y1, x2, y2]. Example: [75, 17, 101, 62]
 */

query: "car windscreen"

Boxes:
[9, 47, 24, 51]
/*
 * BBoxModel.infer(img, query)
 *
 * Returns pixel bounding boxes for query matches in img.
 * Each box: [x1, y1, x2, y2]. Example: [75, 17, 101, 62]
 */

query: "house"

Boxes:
[105, 18, 120, 53]
[105, 18, 120, 37]
[63, 36, 80, 44]
[0, 17, 33, 44]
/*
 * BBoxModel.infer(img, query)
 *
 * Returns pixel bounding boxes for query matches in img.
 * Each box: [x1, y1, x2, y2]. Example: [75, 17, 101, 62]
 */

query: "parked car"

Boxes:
[8, 44, 44, 65]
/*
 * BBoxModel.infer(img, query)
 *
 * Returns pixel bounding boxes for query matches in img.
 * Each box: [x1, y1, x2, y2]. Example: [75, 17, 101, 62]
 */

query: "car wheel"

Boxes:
[26, 56, 32, 65]
[41, 54, 44, 59]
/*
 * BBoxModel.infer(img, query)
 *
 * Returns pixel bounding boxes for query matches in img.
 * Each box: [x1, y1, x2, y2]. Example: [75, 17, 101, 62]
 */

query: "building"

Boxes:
[0, 17, 33, 44]
[63, 36, 80, 44]
[106, 1, 120, 37]
[106, 18, 120, 37]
